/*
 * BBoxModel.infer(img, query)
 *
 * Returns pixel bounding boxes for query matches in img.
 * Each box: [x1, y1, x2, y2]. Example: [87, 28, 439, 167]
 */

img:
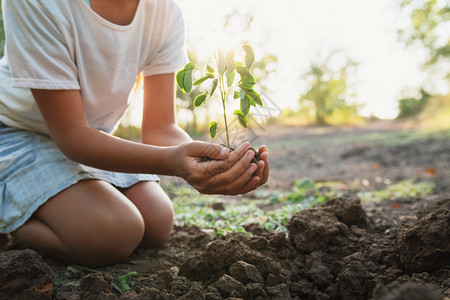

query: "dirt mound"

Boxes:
[398, 208, 450, 272]
[1, 197, 448, 299]
[0, 249, 54, 300]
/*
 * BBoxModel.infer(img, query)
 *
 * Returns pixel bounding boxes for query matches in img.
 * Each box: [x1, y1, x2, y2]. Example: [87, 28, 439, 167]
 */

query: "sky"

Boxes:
[174, 0, 444, 119]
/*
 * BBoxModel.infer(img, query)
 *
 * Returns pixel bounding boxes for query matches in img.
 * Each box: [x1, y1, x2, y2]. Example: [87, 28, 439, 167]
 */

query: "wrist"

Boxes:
[163, 144, 183, 177]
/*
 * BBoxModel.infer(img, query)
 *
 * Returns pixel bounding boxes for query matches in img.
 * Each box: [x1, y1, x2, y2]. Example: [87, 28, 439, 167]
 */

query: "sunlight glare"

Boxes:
[173, 0, 447, 120]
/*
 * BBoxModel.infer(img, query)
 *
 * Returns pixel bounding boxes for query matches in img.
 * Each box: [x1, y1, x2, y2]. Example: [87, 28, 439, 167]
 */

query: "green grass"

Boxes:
[167, 177, 436, 236]
[267, 128, 450, 151]
[169, 179, 339, 234]
[358, 128, 450, 146]
[173, 198, 307, 234]
[358, 179, 435, 202]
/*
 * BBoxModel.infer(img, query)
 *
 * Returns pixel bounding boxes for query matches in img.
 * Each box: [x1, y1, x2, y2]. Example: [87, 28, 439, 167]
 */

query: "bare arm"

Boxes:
[141, 73, 191, 146]
[31, 88, 260, 194]
[31, 89, 179, 175]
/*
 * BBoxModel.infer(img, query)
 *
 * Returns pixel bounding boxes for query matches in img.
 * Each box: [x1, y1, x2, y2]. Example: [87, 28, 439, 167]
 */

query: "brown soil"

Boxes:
[201, 145, 260, 164]
[1, 121, 449, 300]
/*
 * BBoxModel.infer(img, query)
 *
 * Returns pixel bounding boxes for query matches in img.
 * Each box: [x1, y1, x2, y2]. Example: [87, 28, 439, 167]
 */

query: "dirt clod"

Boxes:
[210, 274, 246, 299]
[322, 196, 370, 229]
[229, 260, 264, 285]
[79, 273, 117, 300]
[398, 208, 450, 272]
[373, 281, 445, 300]
[287, 206, 350, 253]
[0, 249, 54, 300]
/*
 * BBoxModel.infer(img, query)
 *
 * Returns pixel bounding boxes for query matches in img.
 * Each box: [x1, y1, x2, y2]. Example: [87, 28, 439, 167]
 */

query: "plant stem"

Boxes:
[219, 75, 230, 148]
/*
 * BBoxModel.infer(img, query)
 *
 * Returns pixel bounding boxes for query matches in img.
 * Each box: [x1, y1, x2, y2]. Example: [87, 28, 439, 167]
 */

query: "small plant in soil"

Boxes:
[111, 272, 140, 293]
[176, 45, 263, 161]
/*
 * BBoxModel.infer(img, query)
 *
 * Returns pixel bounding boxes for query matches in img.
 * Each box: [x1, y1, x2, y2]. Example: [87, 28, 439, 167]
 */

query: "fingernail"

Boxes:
[250, 164, 257, 172]
[220, 147, 228, 157]
[247, 150, 254, 159]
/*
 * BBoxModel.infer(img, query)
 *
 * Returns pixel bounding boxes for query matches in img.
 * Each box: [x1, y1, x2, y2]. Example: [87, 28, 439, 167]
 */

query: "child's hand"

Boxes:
[174, 141, 260, 195]
[253, 145, 270, 187]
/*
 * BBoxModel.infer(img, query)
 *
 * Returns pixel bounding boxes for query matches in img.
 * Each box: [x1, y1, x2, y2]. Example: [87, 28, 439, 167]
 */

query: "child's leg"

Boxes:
[0, 233, 10, 250]
[12, 179, 145, 267]
[121, 181, 174, 249]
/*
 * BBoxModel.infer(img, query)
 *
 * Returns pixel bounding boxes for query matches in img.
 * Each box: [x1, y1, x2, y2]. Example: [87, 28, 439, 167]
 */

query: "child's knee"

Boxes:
[77, 208, 145, 266]
[106, 215, 145, 255]
[105, 213, 144, 248]
[141, 198, 174, 249]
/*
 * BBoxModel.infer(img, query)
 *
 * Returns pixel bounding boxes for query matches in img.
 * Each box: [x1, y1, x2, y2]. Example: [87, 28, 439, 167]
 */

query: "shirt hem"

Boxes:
[142, 66, 181, 77]
[11, 78, 80, 90]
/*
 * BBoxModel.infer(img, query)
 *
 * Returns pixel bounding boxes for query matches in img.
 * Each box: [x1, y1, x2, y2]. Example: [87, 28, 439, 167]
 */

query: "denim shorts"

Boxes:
[0, 122, 159, 234]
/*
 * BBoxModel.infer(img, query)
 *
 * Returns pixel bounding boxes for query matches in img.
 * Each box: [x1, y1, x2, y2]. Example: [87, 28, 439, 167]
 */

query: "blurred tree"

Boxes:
[397, 0, 449, 78]
[397, 88, 431, 118]
[299, 51, 358, 125]
[0, 5, 4, 57]
[252, 54, 277, 93]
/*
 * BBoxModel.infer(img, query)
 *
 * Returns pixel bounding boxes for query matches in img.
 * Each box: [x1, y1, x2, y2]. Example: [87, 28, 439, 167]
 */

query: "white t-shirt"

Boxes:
[0, 0, 188, 135]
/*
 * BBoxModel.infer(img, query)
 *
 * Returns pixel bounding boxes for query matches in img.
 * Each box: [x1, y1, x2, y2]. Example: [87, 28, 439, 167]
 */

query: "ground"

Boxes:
[1, 120, 449, 300]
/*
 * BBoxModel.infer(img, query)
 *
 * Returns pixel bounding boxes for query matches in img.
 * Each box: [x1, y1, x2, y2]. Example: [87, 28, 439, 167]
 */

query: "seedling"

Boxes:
[176, 45, 263, 151]
[111, 272, 140, 293]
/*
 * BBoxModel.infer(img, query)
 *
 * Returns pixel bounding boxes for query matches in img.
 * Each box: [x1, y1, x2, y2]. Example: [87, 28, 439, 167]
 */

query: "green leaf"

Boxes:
[209, 121, 218, 139]
[184, 70, 193, 93]
[176, 69, 186, 92]
[240, 90, 256, 106]
[234, 110, 248, 128]
[240, 84, 263, 106]
[236, 64, 251, 77]
[242, 44, 255, 69]
[211, 78, 219, 95]
[184, 62, 195, 71]
[240, 73, 255, 86]
[206, 64, 215, 73]
[239, 82, 254, 91]
[226, 70, 235, 88]
[240, 95, 251, 116]
[233, 91, 240, 99]
[120, 281, 131, 292]
[217, 49, 226, 76]
[193, 74, 214, 86]
[117, 272, 140, 293]
[194, 91, 208, 107]
[247, 89, 263, 107]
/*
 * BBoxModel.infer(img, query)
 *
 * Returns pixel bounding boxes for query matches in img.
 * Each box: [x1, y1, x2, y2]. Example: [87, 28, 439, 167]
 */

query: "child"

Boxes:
[0, 0, 269, 267]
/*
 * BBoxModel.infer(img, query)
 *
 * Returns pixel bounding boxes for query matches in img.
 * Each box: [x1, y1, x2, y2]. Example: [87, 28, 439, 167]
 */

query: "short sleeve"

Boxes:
[141, 1, 188, 77]
[3, 0, 79, 90]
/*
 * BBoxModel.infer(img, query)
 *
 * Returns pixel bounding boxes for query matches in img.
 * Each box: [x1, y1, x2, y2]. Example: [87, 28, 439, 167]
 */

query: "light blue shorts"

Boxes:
[0, 123, 159, 234]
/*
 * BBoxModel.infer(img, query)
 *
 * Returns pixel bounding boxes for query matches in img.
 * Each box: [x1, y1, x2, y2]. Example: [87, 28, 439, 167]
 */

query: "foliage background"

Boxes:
[0, 0, 448, 139]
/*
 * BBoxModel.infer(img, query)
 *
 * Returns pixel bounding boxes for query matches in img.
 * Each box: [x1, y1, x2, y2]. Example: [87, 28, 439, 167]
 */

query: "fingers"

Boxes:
[234, 156, 267, 194]
[202, 148, 256, 191]
[190, 141, 229, 160]
[200, 142, 251, 177]
[252, 160, 265, 184]
[181, 141, 269, 195]
[257, 145, 270, 186]
[234, 173, 261, 194]
[205, 163, 259, 195]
